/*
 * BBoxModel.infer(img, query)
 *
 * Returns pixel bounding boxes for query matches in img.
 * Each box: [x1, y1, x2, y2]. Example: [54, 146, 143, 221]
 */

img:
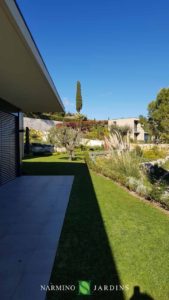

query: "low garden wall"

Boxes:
[80, 138, 104, 147]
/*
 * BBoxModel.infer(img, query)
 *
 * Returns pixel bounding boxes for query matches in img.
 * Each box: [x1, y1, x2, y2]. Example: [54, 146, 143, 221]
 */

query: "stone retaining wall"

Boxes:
[131, 143, 169, 150]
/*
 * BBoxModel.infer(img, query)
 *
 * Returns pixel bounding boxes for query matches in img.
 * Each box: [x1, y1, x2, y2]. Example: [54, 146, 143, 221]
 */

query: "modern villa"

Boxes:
[0, 2, 75, 300]
[0, 0, 64, 186]
[108, 117, 149, 142]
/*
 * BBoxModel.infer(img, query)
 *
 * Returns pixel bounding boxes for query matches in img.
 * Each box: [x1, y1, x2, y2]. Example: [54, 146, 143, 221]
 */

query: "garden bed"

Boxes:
[85, 151, 169, 210]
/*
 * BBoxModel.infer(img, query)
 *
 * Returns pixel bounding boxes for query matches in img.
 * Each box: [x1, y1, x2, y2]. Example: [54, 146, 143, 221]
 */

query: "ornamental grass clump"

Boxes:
[110, 150, 142, 179]
[85, 127, 169, 209]
[127, 177, 151, 197]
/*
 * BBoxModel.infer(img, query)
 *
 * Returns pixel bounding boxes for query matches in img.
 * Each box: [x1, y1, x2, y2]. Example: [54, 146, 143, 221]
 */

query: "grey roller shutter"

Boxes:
[0, 111, 18, 185]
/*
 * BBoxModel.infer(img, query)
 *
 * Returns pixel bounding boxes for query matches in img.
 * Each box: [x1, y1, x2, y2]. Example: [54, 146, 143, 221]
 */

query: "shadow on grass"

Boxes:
[130, 286, 154, 300]
[23, 160, 154, 300]
[57, 156, 83, 161]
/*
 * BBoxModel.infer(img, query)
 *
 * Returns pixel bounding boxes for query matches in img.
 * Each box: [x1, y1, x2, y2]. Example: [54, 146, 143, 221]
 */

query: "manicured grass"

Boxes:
[23, 154, 169, 300]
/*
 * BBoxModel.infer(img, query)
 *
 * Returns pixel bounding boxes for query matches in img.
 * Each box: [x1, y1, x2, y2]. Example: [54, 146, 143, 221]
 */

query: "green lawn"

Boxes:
[23, 153, 169, 300]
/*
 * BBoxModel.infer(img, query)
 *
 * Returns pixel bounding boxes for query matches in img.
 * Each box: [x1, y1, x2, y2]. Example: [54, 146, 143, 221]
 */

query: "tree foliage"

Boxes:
[76, 81, 83, 113]
[48, 126, 82, 160]
[140, 88, 169, 142]
[29, 129, 43, 143]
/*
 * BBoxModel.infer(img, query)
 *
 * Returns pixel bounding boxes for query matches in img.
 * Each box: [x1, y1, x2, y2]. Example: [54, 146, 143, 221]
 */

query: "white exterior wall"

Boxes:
[136, 122, 145, 141]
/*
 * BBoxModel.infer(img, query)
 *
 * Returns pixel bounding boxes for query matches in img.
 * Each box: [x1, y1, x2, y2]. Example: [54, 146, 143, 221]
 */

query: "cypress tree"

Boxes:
[76, 81, 82, 113]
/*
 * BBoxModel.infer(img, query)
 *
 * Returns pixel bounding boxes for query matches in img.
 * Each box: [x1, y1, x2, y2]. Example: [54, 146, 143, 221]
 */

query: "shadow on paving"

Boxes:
[23, 160, 154, 300]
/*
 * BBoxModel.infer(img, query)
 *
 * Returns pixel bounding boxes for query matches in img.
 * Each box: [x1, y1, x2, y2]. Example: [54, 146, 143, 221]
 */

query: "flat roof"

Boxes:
[0, 0, 64, 112]
[109, 117, 139, 121]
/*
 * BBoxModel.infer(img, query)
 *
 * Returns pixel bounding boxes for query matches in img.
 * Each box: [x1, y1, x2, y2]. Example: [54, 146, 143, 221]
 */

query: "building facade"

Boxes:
[0, 0, 64, 186]
[108, 118, 148, 142]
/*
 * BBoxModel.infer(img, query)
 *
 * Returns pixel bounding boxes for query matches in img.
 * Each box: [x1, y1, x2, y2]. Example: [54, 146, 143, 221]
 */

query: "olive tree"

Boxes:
[48, 125, 82, 160]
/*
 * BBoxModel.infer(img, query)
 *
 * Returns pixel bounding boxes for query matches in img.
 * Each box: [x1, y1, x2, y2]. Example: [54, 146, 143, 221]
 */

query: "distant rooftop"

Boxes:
[109, 117, 139, 120]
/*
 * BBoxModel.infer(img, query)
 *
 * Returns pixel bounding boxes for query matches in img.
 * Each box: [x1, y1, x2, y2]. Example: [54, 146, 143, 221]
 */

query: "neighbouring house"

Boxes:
[108, 117, 149, 142]
[0, 0, 64, 186]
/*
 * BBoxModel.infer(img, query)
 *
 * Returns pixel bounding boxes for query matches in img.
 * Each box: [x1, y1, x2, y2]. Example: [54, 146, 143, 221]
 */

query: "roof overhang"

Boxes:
[0, 0, 65, 112]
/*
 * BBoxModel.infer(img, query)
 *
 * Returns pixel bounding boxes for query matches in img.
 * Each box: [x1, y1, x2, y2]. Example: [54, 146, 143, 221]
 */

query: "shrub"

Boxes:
[84, 126, 109, 140]
[56, 120, 108, 140]
[88, 145, 104, 151]
[86, 150, 142, 183]
[126, 177, 151, 197]
[160, 191, 169, 207]
[85, 151, 169, 210]
[133, 145, 143, 157]
[127, 177, 139, 190]
[108, 151, 142, 179]
[149, 184, 165, 201]
[143, 146, 168, 161]
[135, 182, 150, 197]
[85, 152, 127, 185]
[25, 129, 43, 143]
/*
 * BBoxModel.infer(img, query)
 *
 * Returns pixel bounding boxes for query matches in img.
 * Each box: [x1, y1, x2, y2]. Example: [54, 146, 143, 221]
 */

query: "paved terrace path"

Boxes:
[0, 176, 73, 300]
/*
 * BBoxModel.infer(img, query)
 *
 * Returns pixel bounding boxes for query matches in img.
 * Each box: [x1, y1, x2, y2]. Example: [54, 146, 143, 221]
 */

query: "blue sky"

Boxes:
[17, 0, 169, 120]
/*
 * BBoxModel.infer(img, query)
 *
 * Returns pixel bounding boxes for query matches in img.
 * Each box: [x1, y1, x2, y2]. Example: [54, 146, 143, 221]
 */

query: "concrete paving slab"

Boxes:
[0, 176, 74, 300]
